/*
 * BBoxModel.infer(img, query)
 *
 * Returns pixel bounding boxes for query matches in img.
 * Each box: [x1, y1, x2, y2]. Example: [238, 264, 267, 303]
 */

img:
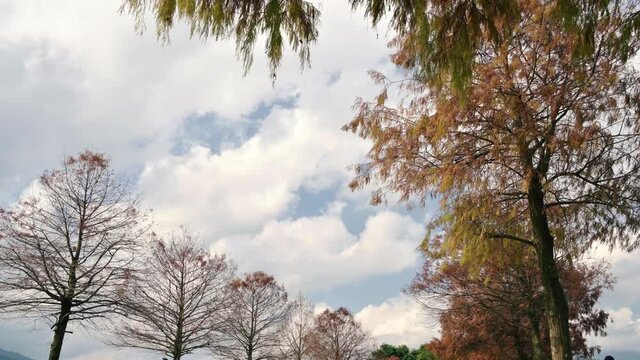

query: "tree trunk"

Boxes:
[529, 315, 545, 360]
[48, 301, 71, 360]
[172, 305, 184, 360]
[527, 175, 572, 360]
[172, 323, 183, 359]
[513, 329, 528, 360]
[171, 346, 182, 360]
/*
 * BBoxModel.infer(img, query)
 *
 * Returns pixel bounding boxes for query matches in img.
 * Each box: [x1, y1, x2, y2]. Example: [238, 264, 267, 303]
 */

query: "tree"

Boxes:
[0, 151, 148, 360]
[279, 292, 315, 360]
[120, 0, 320, 79]
[344, 1, 640, 359]
[110, 229, 236, 360]
[117, 1, 640, 359]
[211, 271, 291, 360]
[370, 344, 411, 360]
[370, 344, 436, 360]
[350, 0, 640, 93]
[408, 254, 612, 360]
[121, 0, 639, 89]
[413, 346, 437, 360]
[308, 307, 374, 360]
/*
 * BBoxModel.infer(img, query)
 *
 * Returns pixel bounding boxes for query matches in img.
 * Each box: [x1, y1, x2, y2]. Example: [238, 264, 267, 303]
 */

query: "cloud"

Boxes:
[2, 0, 638, 357]
[137, 102, 369, 239]
[579, 246, 640, 352]
[213, 207, 423, 293]
[0, 0, 305, 205]
[587, 246, 640, 311]
[588, 306, 640, 352]
[355, 295, 440, 348]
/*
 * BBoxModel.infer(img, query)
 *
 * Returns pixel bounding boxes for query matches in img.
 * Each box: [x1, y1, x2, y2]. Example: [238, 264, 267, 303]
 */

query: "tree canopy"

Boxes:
[0, 151, 149, 360]
[409, 254, 612, 359]
[211, 271, 291, 359]
[111, 229, 236, 360]
[371, 343, 437, 360]
[121, 0, 320, 79]
[344, 0, 640, 359]
[308, 307, 374, 360]
[121, 0, 640, 91]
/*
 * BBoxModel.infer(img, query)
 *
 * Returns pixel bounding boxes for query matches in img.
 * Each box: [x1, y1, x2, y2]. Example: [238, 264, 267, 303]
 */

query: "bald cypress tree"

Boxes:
[344, 1, 640, 359]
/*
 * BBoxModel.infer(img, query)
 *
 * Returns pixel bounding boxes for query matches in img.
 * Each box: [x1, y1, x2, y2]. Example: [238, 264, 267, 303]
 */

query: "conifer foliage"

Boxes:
[345, 1, 640, 358]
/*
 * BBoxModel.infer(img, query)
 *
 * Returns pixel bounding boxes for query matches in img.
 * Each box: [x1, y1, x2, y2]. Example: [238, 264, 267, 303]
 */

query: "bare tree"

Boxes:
[279, 292, 315, 360]
[308, 307, 374, 360]
[111, 229, 236, 360]
[0, 151, 148, 360]
[212, 271, 291, 360]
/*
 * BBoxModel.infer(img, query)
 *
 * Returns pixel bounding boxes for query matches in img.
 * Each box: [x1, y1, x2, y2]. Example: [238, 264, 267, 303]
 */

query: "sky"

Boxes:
[0, 1, 638, 359]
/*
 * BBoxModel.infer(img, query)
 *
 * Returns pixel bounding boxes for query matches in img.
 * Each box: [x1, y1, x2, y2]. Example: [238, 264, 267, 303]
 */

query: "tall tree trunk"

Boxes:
[172, 302, 184, 360]
[529, 314, 545, 360]
[172, 318, 183, 359]
[172, 261, 185, 360]
[513, 329, 528, 360]
[527, 175, 572, 360]
[171, 343, 182, 360]
[48, 301, 71, 360]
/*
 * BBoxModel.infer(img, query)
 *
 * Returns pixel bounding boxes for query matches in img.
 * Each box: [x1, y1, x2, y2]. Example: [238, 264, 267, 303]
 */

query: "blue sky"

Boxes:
[0, 1, 638, 359]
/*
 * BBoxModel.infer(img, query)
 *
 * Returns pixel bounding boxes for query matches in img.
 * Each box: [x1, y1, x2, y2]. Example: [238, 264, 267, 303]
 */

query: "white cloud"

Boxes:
[0, 0, 391, 160]
[313, 302, 333, 315]
[587, 246, 640, 310]
[137, 102, 369, 239]
[588, 306, 640, 352]
[580, 246, 640, 353]
[213, 208, 423, 293]
[609, 307, 637, 330]
[0, 0, 309, 203]
[355, 295, 439, 348]
[2, 0, 638, 357]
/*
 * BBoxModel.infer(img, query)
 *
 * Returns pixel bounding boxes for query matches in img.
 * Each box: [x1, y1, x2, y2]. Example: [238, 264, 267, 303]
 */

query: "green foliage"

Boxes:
[370, 343, 437, 360]
[350, 0, 518, 94]
[120, 0, 320, 79]
[554, 0, 640, 60]
[415, 347, 437, 360]
[122, 0, 639, 90]
[348, 0, 639, 94]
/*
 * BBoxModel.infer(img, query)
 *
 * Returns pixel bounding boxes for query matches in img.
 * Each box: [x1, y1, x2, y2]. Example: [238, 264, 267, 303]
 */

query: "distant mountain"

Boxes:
[0, 348, 32, 360]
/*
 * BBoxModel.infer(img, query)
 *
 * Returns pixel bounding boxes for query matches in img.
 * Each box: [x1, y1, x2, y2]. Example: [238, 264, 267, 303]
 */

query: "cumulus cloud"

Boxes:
[2, 0, 638, 357]
[213, 207, 423, 293]
[0, 0, 312, 204]
[355, 295, 440, 348]
[588, 307, 640, 352]
[588, 246, 640, 310]
[137, 101, 369, 239]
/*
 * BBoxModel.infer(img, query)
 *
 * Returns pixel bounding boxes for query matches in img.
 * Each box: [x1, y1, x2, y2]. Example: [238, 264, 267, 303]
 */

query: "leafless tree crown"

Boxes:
[308, 307, 374, 360]
[112, 229, 236, 360]
[0, 151, 148, 360]
[211, 271, 291, 360]
[279, 292, 315, 360]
